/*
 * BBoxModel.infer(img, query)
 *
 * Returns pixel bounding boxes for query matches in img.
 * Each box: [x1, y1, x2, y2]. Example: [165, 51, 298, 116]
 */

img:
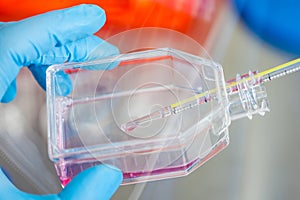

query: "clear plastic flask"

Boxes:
[46, 48, 269, 186]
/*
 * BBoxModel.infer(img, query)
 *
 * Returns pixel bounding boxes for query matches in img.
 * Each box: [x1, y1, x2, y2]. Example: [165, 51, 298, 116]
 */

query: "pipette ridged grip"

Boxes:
[227, 71, 270, 120]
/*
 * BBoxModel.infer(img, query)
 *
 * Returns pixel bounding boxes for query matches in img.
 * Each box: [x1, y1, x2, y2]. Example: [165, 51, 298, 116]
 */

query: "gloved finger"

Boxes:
[83, 42, 121, 70]
[28, 36, 119, 95]
[0, 168, 21, 199]
[28, 35, 104, 92]
[29, 64, 73, 96]
[0, 168, 58, 200]
[59, 165, 122, 200]
[1, 4, 106, 67]
[54, 71, 73, 96]
[1, 79, 17, 103]
[30, 35, 119, 65]
[0, 4, 106, 101]
[0, 168, 35, 199]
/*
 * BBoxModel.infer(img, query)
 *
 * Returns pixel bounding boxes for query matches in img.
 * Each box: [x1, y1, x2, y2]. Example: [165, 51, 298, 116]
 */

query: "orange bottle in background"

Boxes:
[0, 0, 225, 44]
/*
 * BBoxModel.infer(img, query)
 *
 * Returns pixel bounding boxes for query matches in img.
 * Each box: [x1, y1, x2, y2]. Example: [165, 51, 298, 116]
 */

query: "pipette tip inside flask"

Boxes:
[121, 58, 300, 133]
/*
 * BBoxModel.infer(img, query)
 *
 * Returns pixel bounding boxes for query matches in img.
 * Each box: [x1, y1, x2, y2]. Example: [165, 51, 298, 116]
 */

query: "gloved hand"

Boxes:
[0, 4, 119, 102]
[0, 3, 122, 199]
[0, 165, 123, 200]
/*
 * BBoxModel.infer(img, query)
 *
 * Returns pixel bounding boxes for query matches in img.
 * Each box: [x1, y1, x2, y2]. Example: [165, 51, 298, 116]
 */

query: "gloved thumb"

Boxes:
[59, 165, 123, 200]
[0, 165, 122, 200]
[0, 168, 51, 200]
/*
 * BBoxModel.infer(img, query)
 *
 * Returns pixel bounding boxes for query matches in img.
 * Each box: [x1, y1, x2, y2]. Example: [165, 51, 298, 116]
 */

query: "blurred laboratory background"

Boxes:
[1, 0, 300, 199]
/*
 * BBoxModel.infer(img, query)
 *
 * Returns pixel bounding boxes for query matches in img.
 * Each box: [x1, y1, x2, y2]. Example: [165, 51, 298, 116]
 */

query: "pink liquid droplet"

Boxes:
[60, 177, 72, 187]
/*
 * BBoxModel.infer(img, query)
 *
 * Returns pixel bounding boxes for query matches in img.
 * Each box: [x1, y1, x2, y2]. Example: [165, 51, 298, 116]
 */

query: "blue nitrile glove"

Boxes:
[232, 0, 300, 55]
[0, 3, 122, 199]
[0, 165, 123, 200]
[0, 4, 119, 103]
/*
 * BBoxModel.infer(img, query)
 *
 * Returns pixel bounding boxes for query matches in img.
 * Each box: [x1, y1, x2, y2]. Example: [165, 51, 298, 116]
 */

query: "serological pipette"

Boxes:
[121, 58, 300, 133]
